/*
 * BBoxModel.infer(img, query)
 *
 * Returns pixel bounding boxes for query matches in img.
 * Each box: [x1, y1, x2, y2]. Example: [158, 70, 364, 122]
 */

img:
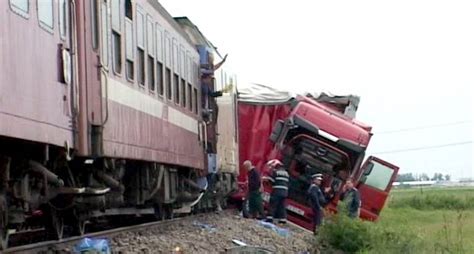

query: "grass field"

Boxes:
[379, 187, 474, 253]
[316, 186, 474, 253]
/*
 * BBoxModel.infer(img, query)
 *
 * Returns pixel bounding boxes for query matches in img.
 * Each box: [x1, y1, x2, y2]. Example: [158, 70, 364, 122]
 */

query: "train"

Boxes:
[0, 0, 238, 249]
[0, 0, 399, 249]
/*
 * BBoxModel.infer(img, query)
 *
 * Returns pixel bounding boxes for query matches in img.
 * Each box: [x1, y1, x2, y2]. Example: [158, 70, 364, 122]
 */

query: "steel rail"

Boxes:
[3, 215, 196, 254]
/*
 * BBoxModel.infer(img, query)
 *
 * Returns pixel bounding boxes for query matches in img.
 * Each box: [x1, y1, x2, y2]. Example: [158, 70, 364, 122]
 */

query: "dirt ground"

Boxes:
[108, 210, 315, 253]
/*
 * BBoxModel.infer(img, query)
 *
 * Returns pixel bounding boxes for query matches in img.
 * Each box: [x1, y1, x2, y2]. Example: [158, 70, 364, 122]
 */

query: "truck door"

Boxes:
[356, 156, 399, 221]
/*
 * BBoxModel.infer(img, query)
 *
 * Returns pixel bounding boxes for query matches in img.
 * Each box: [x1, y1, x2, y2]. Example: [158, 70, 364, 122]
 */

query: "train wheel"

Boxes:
[165, 205, 174, 220]
[75, 219, 87, 236]
[0, 197, 8, 250]
[153, 205, 165, 221]
[73, 209, 87, 235]
[48, 209, 64, 240]
[0, 230, 7, 251]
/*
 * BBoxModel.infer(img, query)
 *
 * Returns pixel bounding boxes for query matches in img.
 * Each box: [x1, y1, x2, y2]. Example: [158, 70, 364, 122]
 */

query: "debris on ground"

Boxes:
[257, 221, 290, 237]
[108, 210, 315, 253]
[74, 237, 111, 254]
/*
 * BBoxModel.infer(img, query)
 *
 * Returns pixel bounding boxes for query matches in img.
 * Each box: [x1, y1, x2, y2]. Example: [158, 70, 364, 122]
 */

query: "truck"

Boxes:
[233, 84, 399, 230]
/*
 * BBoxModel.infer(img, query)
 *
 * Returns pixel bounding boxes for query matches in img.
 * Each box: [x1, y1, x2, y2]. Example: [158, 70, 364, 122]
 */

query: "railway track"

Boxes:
[3, 215, 198, 254]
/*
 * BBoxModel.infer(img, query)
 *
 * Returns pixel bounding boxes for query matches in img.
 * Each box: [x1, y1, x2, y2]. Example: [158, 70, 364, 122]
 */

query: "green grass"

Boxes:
[315, 187, 474, 253]
[379, 187, 474, 253]
[388, 187, 474, 210]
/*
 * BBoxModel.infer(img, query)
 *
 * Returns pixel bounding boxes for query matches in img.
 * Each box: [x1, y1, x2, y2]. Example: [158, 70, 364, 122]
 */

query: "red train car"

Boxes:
[0, 0, 235, 249]
[1, 0, 77, 247]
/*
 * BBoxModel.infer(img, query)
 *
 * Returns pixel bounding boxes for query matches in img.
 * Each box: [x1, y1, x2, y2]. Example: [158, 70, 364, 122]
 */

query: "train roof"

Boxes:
[147, 0, 196, 48]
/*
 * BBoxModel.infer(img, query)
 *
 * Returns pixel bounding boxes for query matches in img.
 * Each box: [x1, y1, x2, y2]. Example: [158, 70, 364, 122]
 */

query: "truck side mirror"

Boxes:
[269, 120, 285, 143]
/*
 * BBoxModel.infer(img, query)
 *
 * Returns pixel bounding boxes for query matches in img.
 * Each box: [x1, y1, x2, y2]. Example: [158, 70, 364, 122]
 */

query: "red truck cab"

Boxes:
[264, 96, 399, 229]
[236, 85, 398, 230]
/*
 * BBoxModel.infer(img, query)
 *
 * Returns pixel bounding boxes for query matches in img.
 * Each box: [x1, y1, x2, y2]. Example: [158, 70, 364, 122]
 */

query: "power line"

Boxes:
[372, 141, 473, 154]
[376, 121, 472, 134]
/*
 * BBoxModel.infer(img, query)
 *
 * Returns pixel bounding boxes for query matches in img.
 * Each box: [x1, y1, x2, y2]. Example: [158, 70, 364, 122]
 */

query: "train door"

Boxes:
[356, 156, 399, 220]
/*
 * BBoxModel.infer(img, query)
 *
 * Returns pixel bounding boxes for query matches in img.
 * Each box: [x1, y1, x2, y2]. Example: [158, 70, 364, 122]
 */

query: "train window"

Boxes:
[112, 31, 122, 74]
[137, 9, 144, 86]
[187, 83, 192, 111]
[172, 39, 178, 72]
[156, 25, 164, 96]
[181, 79, 186, 107]
[59, 0, 68, 39]
[124, 0, 133, 80]
[125, 18, 134, 80]
[174, 74, 180, 104]
[148, 56, 155, 91]
[100, 0, 108, 68]
[125, 0, 132, 19]
[164, 32, 171, 69]
[186, 54, 192, 81]
[180, 46, 186, 78]
[137, 49, 145, 86]
[136, 10, 144, 48]
[157, 62, 164, 96]
[147, 18, 154, 57]
[91, 0, 99, 50]
[193, 61, 199, 87]
[111, 0, 120, 31]
[156, 26, 163, 62]
[147, 17, 155, 91]
[38, 0, 54, 31]
[166, 68, 172, 100]
[111, 0, 122, 74]
[193, 88, 198, 114]
[10, 0, 29, 15]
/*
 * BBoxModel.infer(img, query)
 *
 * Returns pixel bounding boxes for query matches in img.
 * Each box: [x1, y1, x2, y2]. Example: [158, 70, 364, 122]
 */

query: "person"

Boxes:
[323, 170, 348, 204]
[201, 53, 228, 75]
[265, 159, 289, 224]
[201, 53, 228, 108]
[307, 173, 326, 234]
[243, 160, 265, 219]
[340, 178, 361, 218]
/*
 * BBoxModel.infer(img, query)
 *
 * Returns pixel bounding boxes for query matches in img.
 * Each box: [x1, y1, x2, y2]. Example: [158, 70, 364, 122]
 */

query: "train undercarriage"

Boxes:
[0, 136, 236, 250]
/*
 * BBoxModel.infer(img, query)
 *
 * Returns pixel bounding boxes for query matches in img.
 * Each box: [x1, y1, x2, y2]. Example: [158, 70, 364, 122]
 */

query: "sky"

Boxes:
[159, 0, 474, 179]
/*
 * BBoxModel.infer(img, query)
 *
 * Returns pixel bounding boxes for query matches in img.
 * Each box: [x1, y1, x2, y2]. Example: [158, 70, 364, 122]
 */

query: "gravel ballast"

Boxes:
[108, 210, 315, 253]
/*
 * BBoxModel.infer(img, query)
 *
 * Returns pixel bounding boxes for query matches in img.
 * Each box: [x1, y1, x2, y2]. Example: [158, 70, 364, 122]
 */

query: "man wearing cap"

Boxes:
[307, 173, 326, 234]
[265, 160, 290, 224]
[243, 160, 265, 219]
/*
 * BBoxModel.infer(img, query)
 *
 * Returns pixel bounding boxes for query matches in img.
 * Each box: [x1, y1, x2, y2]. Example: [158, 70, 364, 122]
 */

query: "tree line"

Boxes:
[396, 172, 451, 182]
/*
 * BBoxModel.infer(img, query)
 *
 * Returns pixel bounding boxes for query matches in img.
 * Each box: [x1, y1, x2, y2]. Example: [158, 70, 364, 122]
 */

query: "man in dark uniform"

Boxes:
[265, 159, 289, 224]
[244, 160, 264, 219]
[307, 173, 326, 234]
[340, 178, 361, 218]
